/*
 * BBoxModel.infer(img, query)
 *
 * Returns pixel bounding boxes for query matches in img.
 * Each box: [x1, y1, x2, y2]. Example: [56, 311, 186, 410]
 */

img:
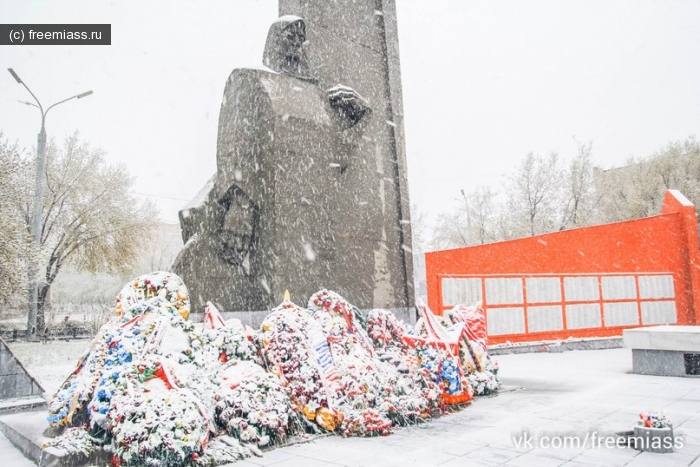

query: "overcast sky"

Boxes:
[1, 0, 699, 224]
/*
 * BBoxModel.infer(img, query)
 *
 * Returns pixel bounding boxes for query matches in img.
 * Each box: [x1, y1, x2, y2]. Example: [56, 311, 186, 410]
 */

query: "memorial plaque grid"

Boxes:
[527, 305, 564, 332]
[641, 300, 677, 325]
[566, 303, 602, 329]
[487, 307, 525, 336]
[440, 273, 677, 337]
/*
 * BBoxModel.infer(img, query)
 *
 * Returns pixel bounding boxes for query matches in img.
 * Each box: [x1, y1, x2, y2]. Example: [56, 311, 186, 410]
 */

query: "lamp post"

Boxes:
[7, 68, 92, 341]
[460, 188, 473, 246]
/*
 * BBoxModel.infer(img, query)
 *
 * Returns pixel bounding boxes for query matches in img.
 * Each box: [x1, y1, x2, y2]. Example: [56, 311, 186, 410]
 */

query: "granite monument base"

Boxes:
[0, 411, 110, 467]
[633, 425, 675, 453]
[623, 325, 700, 377]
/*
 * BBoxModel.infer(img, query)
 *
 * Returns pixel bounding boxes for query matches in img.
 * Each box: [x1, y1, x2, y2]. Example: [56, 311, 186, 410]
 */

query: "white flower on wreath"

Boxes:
[244, 426, 258, 441]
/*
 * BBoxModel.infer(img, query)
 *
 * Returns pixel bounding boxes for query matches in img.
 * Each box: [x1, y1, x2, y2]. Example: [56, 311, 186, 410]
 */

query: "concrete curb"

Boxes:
[0, 411, 109, 467]
[488, 337, 623, 355]
[0, 397, 47, 415]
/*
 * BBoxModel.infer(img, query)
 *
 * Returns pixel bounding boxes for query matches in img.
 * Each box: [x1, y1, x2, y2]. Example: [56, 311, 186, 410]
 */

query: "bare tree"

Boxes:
[653, 137, 700, 207]
[432, 208, 470, 250]
[595, 137, 700, 223]
[431, 186, 501, 249]
[417, 137, 699, 252]
[409, 204, 431, 254]
[558, 141, 596, 230]
[459, 186, 499, 245]
[506, 152, 562, 237]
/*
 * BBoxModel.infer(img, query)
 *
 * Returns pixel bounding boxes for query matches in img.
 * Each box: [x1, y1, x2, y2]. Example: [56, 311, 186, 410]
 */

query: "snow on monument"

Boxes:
[173, 3, 413, 314]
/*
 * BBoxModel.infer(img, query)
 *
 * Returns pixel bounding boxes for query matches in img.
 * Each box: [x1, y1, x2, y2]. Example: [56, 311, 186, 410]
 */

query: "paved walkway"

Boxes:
[232, 348, 700, 466]
[0, 430, 36, 467]
[3, 348, 700, 466]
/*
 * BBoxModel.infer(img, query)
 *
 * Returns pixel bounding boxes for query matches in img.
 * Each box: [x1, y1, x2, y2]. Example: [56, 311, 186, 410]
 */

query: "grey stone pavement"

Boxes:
[2, 347, 700, 466]
[233, 348, 700, 467]
[0, 429, 36, 467]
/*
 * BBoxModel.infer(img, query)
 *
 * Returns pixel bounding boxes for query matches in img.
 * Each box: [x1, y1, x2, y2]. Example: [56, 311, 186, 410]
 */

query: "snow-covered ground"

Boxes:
[3, 344, 700, 466]
[0, 430, 36, 467]
[7, 340, 88, 397]
[241, 348, 700, 466]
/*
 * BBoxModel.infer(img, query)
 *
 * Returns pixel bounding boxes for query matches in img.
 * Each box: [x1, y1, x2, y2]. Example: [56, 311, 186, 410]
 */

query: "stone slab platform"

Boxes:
[0, 397, 46, 415]
[0, 410, 109, 467]
[489, 337, 623, 356]
[624, 325, 700, 376]
[624, 325, 700, 352]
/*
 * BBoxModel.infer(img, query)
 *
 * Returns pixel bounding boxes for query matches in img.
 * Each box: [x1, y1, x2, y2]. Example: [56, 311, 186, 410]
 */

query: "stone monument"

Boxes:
[0, 338, 45, 413]
[173, 2, 413, 313]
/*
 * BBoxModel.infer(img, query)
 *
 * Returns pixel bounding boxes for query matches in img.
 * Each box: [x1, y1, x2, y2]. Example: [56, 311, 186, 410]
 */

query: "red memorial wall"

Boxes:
[425, 190, 700, 344]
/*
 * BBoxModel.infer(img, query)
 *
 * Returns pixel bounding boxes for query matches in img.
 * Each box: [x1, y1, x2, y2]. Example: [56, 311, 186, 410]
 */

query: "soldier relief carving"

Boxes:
[173, 16, 373, 311]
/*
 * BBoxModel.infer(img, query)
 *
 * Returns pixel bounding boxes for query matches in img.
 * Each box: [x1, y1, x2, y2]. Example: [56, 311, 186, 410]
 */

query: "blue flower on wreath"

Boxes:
[440, 358, 462, 394]
[117, 349, 132, 364]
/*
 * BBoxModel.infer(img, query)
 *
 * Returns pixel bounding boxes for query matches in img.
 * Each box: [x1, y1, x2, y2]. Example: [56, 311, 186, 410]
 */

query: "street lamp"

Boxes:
[460, 188, 473, 245]
[7, 68, 92, 341]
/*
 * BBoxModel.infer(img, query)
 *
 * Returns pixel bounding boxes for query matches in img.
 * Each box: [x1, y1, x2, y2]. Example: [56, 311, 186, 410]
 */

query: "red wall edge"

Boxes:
[426, 190, 700, 342]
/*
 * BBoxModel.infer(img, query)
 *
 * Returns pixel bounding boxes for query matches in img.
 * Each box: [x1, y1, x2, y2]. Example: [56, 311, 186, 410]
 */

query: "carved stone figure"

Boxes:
[173, 16, 373, 311]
